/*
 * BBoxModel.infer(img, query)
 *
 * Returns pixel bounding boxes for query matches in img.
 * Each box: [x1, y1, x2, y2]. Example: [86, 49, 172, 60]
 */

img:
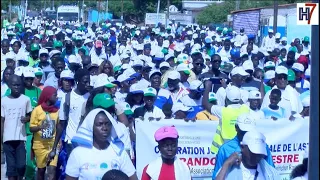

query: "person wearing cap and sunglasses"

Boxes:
[215, 130, 279, 180]
[261, 66, 303, 120]
[203, 79, 250, 154]
[141, 126, 191, 180]
[28, 43, 41, 67]
[165, 70, 189, 103]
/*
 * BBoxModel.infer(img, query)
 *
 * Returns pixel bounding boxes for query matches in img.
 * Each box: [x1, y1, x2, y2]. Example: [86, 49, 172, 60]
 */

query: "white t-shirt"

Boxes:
[66, 146, 136, 179]
[59, 90, 89, 142]
[143, 106, 166, 120]
[1, 95, 32, 142]
[240, 163, 264, 180]
[249, 109, 265, 121]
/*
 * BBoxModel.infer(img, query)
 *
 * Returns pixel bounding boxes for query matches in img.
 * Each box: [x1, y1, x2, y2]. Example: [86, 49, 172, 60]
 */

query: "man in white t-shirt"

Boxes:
[1, 75, 32, 179]
[247, 90, 265, 120]
[49, 69, 91, 158]
[215, 131, 279, 180]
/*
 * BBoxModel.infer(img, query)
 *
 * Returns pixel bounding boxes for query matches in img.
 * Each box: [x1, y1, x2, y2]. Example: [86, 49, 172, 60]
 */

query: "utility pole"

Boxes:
[106, 0, 108, 13]
[235, 0, 240, 11]
[52, 0, 54, 10]
[166, 0, 170, 27]
[9, 0, 12, 21]
[273, 0, 278, 34]
[121, 0, 124, 20]
[309, 2, 319, 180]
[157, 0, 160, 24]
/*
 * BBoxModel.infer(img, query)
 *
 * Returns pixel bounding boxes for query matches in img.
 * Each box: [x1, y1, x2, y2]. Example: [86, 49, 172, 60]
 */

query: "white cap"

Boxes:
[165, 54, 175, 61]
[84, 38, 93, 44]
[236, 113, 256, 131]
[177, 53, 188, 63]
[176, 63, 190, 72]
[234, 41, 241, 47]
[292, 63, 305, 72]
[172, 102, 192, 114]
[130, 83, 144, 94]
[280, 37, 287, 42]
[143, 87, 157, 97]
[275, 66, 288, 75]
[191, 48, 201, 55]
[264, 61, 275, 68]
[117, 74, 129, 83]
[249, 90, 261, 100]
[10, 39, 19, 45]
[149, 70, 162, 79]
[184, 40, 191, 45]
[242, 60, 254, 71]
[23, 66, 35, 78]
[187, 30, 193, 35]
[275, 32, 281, 39]
[132, 59, 144, 67]
[121, 64, 130, 70]
[135, 44, 143, 51]
[174, 45, 183, 52]
[264, 70, 275, 80]
[241, 131, 267, 156]
[16, 53, 28, 61]
[231, 66, 249, 76]
[163, 40, 170, 48]
[39, 48, 49, 56]
[120, 53, 130, 60]
[93, 74, 109, 88]
[160, 62, 170, 69]
[154, 52, 165, 59]
[49, 50, 61, 59]
[301, 96, 310, 107]
[68, 55, 81, 64]
[192, 33, 198, 39]
[60, 70, 74, 79]
[34, 34, 41, 39]
[268, 29, 273, 33]
[226, 85, 241, 102]
[305, 67, 311, 77]
[189, 80, 204, 91]
[14, 66, 24, 76]
[167, 70, 181, 80]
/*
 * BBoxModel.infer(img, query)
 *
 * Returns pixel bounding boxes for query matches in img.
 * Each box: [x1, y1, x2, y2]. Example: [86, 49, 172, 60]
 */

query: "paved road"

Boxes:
[1, 164, 7, 180]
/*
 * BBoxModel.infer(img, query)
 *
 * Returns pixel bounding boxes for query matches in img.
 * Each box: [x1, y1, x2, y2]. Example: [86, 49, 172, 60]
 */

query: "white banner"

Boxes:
[136, 119, 309, 180]
[145, 13, 166, 25]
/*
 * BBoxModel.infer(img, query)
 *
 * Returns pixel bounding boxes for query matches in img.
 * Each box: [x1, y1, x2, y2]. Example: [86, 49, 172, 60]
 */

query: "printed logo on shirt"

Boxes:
[111, 160, 119, 169]
[100, 162, 108, 169]
[31, 97, 38, 104]
[82, 163, 98, 170]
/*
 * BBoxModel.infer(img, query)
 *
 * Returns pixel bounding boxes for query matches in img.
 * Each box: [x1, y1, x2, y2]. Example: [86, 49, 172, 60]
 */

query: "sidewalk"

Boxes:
[1, 164, 7, 180]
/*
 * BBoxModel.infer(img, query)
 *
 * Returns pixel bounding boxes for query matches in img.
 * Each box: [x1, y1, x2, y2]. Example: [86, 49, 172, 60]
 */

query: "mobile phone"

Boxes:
[210, 77, 222, 84]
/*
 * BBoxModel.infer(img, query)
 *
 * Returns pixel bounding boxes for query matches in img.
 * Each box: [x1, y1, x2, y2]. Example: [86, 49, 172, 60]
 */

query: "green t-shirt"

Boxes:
[264, 85, 272, 94]
[5, 87, 42, 135]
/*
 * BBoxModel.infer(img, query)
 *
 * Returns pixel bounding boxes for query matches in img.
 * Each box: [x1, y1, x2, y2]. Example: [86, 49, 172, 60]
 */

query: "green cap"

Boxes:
[54, 41, 63, 48]
[220, 63, 233, 73]
[288, 69, 296, 81]
[31, 43, 40, 51]
[123, 103, 133, 115]
[303, 36, 310, 42]
[209, 92, 217, 102]
[183, 70, 190, 75]
[217, 27, 223, 31]
[144, 87, 157, 97]
[105, 81, 116, 88]
[93, 93, 115, 109]
[113, 65, 121, 72]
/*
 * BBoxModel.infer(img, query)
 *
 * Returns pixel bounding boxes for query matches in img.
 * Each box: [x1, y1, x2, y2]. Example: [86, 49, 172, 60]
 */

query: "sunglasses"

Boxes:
[195, 63, 204, 66]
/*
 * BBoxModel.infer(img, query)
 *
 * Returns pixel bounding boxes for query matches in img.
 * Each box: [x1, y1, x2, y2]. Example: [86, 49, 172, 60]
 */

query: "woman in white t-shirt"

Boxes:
[65, 108, 138, 180]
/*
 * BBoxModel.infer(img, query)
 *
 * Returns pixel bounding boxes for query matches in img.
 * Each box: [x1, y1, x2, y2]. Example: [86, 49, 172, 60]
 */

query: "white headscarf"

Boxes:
[71, 108, 125, 156]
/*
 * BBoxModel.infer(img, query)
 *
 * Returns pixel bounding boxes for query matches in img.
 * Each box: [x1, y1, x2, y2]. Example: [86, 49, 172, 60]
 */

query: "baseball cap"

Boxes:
[230, 66, 249, 76]
[68, 55, 81, 64]
[122, 102, 133, 115]
[117, 74, 134, 83]
[14, 66, 24, 76]
[242, 60, 254, 71]
[209, 92, 217, 102]
[165, 54, 175, 62]
[167, 70, 181, 80]
[149, 70, 162, 79]
[23, 66, 35, 78]
[49, 50, 61, 59]
[172, 102, 192, 114]
[275, 32, 281, 39]
[95, 40, 103, 48]
[305, 67, 310, 77]
[248, 90, 261, 100]
[205, 37, 212, 43]
[84, 39, 93, 45]
[154, 52, 165, 60]
[132, 59, 143, 67]
[144, 87, 157, 97]
[53, 41, 63, 48]
[303, 36, 310, 42]
[39, 48, 49, 56]
[34, 67, 43, 76]
[241, 131, 267, 156]
[268, 29, 273, 33]
[288, 69, 296, 81]
[130, 83, 144, 94]
[60, 70, 74, 79]
[292, 63, 304, 72]
[236, 113, 256, 131]
[226, 85, 241, 102]
[220, 63, 234, 73]
[264, 70, 275, 80]
[160, 62, 170, 69]
[93, 93, 115, 109]
[154, 126, 179, 142]
[275, 66, 288, 75]
[191, 48, 201, 56]
[176, 63, 190, 75]
[31, 43, 40, 51]
[177, 53, 188, 63]
[189, 80, 204, 92]
[120, 53, 130, 60]
[264, 61, 275, 68]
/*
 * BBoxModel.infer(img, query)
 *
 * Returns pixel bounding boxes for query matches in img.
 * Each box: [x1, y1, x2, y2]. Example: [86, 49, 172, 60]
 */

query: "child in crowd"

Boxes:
[261, 89, 287, 120]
